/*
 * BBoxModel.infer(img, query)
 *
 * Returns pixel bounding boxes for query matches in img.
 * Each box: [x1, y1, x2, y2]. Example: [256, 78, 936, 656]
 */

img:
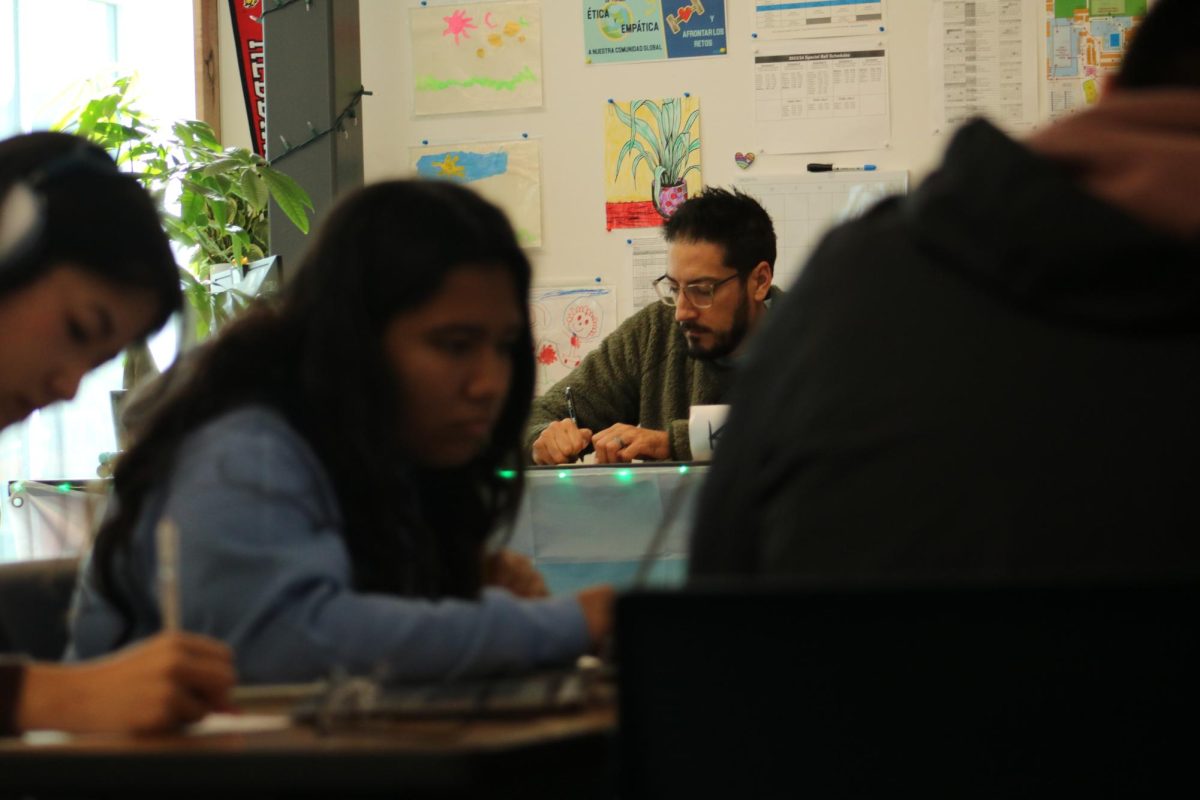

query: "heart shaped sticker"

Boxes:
[734, 152, 756, 170]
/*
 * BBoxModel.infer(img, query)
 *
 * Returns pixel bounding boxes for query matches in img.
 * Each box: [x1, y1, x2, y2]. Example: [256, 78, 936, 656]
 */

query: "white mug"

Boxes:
[687, 404, 730, 462]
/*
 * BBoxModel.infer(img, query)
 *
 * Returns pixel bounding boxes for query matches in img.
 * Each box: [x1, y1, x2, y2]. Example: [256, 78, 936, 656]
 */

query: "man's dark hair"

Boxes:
[1115, 0, 1200, 90]
[663, 187, 776, 277]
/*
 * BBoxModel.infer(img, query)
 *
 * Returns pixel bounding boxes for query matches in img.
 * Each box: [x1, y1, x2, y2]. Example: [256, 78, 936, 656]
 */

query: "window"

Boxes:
[0, 0, 195, 560]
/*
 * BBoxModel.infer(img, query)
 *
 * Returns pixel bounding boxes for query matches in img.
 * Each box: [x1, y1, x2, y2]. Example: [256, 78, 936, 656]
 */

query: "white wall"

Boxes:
[219, 1, 1048, 318]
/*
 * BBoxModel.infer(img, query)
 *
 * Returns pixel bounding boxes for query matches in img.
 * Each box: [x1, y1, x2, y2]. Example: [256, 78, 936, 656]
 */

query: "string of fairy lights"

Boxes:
[244, 0, 372, 166]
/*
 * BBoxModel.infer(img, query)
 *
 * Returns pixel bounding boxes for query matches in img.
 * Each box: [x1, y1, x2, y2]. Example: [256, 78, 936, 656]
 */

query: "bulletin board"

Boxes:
[348, 0, 1148, 339]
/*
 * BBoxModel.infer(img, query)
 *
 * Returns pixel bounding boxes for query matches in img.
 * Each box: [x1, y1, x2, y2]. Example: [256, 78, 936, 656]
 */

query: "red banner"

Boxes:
[229, 0, 266, 156]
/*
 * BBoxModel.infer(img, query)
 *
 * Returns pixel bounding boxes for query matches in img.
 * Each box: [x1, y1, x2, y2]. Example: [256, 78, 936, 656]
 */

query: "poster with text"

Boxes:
[583, 0, 727, 65]
[411, 139, 543, 247]
[410, 1, 543, 115]
[604, 96, 702, 230]
[530, 285, 617, 395]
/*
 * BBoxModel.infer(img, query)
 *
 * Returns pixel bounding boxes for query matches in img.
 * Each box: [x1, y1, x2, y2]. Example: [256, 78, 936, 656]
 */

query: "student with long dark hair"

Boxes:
[0, 131, 234, 735]
[70, 179, 612, 682]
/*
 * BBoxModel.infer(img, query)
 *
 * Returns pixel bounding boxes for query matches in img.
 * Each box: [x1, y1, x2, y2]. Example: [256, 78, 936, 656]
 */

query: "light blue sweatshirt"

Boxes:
[68, 406, 591, 683]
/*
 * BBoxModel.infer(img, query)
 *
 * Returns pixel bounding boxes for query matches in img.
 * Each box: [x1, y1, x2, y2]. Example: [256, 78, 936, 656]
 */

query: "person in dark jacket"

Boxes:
[690, 0, 1200, 581]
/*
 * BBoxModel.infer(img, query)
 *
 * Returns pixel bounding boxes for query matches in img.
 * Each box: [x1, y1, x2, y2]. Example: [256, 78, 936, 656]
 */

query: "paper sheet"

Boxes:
[736, 171, 908, 290]
[409, 1, 543, 116]
[753, 36, 890, 154]
[411, 138, 543, 247]
[631, 233, 669, 312]
[187, 713, 293, 736]
[929, 0, 1039, 134]
[530, 285, 617, 395]
[754, 0, 887, 40]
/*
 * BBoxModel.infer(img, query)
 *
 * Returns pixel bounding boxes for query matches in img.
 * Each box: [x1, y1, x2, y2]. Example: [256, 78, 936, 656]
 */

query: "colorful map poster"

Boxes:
[1046, 0, 1149, 120]
[583, 1, 728, 64]
[411, 139, 543, 248]
[410, 1, 543, 116]
[604, 96, 702, 230]
[530, 285, 617, 394]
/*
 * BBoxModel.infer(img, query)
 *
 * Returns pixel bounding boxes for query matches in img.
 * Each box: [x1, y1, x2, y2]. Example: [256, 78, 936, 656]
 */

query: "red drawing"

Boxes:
[484, 12, 497, 28]
[442, 9, 476, 45]
[605, 200, 662, 231]
[560, 299, 603, 369]
[537, 342, 559, 365]
[666, 0, 705, 34]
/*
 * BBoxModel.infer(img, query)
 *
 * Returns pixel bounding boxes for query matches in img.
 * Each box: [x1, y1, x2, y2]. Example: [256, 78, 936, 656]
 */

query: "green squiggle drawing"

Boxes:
[416, 66, 537, 93]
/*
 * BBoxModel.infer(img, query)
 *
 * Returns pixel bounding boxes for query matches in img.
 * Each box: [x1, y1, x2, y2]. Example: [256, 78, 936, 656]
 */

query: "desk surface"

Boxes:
[0, 701, 615, 798]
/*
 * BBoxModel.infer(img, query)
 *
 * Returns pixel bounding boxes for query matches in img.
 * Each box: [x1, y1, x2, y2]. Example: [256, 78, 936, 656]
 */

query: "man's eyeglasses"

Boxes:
[652, 274, 739, 309]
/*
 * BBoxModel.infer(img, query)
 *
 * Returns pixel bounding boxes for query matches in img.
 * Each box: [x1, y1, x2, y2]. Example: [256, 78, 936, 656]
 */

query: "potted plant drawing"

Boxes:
[612, 97, 701, 219]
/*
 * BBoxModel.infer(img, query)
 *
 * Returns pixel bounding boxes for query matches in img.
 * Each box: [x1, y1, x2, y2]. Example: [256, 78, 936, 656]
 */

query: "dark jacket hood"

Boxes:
[903, 98, 1200, 334]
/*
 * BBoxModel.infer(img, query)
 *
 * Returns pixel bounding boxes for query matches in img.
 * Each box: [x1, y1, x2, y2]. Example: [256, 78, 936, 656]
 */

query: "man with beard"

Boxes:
[526, 188, 778, 464]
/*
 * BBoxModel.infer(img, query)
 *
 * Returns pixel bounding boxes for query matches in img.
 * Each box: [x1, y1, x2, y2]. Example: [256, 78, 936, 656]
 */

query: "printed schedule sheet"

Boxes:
[754, 36, 890, 153]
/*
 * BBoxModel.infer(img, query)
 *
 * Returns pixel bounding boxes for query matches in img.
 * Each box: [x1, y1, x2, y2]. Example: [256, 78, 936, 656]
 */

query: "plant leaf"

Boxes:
[239, 170, 270, 210]
[261, 167, 314, 234]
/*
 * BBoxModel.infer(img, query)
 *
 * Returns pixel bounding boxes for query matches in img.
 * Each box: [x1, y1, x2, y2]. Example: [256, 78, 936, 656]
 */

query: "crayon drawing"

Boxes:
[410, 1, 543, 115]
[604, 96, 702, 231]
[412, 138, 542, 247]
[530, 285, 616, 394]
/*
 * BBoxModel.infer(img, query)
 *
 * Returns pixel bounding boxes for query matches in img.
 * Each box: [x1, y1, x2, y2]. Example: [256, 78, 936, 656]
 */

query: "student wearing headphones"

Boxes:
[0, 132, 235, 735]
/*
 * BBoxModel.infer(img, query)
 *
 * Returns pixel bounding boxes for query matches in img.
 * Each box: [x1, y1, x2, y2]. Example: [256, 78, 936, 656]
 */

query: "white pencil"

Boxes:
[156, 517, 181, 632]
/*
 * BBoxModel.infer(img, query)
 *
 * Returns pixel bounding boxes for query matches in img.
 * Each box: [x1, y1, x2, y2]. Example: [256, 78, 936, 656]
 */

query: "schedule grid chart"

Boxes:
[738, 171, 908, 290]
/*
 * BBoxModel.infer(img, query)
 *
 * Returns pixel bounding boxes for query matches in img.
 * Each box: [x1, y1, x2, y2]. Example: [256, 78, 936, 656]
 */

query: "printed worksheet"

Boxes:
[630, 233, 669, 311]
[754, 36, 890, 153]
[930, 0, 1039, 134]
[754, 0, 886, 39]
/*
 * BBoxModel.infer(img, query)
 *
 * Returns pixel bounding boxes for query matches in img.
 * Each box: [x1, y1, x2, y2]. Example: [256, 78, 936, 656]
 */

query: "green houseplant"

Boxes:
[55, 76, 313, 342]
[611, 97, 701, 219]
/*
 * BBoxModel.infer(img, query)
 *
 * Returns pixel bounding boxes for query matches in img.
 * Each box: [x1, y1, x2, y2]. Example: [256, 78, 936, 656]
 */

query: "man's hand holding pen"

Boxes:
[532, 418, 594, 465]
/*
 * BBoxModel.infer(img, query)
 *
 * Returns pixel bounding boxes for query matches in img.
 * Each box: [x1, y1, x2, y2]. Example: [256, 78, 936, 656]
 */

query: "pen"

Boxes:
[565, 386, 578, 425]
[807, 163, 877, 172]
[156, 517, 181, 632]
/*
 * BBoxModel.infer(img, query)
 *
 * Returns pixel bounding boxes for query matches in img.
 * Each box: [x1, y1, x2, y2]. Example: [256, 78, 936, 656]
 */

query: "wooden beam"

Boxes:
[193, 0, 221, 140]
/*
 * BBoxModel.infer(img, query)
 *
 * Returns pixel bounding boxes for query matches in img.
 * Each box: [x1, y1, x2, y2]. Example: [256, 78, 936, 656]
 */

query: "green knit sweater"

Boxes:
[524, 289, 780, 462]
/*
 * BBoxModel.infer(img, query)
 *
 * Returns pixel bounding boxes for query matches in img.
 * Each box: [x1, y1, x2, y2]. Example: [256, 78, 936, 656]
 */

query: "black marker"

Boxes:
[807, 163, 877, 172]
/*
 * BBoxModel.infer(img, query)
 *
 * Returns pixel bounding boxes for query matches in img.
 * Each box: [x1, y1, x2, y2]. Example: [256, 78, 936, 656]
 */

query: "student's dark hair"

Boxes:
[0, 131, 179, 331]
[1114, 0, 1200, 90]
[662, 186, 776, 277]
[92, 180, 534, 639]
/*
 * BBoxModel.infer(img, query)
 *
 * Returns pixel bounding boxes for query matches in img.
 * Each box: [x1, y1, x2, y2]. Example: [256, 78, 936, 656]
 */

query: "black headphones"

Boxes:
[0, 145, 123, 291]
